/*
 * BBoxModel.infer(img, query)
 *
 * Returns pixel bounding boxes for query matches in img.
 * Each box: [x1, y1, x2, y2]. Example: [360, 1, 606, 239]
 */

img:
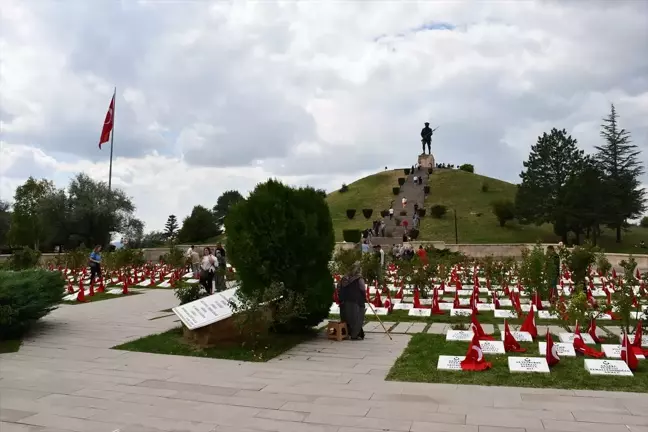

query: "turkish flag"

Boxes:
[99, 93, 115, 148]
[460, 332, 492, 371]
[545, 329, 560, 367]
[621, 332, 638, 371]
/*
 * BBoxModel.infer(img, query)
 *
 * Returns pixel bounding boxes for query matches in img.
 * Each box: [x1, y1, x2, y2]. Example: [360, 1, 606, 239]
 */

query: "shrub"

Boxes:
[103, 248, 146, 270]
[161, 244, 186, 269]
[339, 183, 349, 193]
[332, 248, 362, 277]
[342, 229, 362, 243]
[225, 180, 335, 332]
[491, 199, 515, 227]
[641, 216, 648, 228]
[459, 164, 474, 173]
[362, 209, 373, 219]
[398, 178, 406, 186]
[0, 269, 64, 339]
[481, 182, 489, 192]
[392, 187, 400, 195]
[430, 204, 447, 218]
[346, 209, 356, 219]
[380, 210, 388, 218]
[418, 208, 426, 217]
[427, 168, 433, 174]
[409, 229, 420, 240]
[424, 185, 430, 194]
[174, 282, 201, 305]
[7, 247, 41, 270]
[404, 169, 410, 175]
[566, 243, 598, 287]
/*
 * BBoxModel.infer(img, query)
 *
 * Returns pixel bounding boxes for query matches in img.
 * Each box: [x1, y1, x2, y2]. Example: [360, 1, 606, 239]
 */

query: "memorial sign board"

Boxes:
[508, 357, 550, 373]
[173, 290, 239, 330]
[584, 359, 633, 376]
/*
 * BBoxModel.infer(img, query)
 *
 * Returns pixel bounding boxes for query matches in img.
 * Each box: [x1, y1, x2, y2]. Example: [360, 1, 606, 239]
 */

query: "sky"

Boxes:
[1, 0, 647, 232]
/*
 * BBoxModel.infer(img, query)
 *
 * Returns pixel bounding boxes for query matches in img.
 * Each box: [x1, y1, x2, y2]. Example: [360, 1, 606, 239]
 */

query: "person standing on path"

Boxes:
[389, 205, 394, 220]
[200, 247, 217, 294]
[402, 197, 407, 209]
[337, 262, 366, 340]
[88, 245, 102, 286]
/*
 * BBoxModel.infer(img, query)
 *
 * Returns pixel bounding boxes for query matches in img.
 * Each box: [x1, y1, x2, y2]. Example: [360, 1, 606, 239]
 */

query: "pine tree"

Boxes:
[595, 104, 646, 243]
[164, 214, 178, 239]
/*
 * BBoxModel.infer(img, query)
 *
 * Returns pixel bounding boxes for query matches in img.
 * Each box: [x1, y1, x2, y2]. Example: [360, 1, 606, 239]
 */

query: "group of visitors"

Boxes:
[185, 244, 227, 294]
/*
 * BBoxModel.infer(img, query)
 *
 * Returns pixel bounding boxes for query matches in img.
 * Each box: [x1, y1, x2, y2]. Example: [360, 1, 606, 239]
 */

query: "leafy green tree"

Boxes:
[515, 128, 585, 243]
[164, 215, 179, 239]
[8, 177, 56, 250]
[0, 200, 11, 247]
[225, 180, 335, 331]
[641, 216, 648, 228]
[140, 231, 166, 248]
[178, 205, 220, 243]
[38, 188, 69, 251]
[595, 104, 646, 243]
[121, 217, 145, 248]
[491, 199, 515, 227]
[66, 174, 135, 248]
[212, 190, 244, 228]
[563, 160, 607, 245]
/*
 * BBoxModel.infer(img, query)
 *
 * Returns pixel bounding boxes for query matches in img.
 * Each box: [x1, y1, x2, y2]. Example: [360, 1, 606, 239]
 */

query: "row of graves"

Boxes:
[47, 262, 236, 302]
[331, 263, 648, 377]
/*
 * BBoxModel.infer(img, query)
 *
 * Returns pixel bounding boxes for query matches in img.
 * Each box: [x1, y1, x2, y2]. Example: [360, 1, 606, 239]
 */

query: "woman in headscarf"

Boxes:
[337, 261, 366, 340]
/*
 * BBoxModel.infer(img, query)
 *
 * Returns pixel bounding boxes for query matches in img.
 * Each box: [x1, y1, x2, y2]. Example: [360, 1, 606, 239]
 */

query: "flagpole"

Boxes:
[108, 87, 116, 191]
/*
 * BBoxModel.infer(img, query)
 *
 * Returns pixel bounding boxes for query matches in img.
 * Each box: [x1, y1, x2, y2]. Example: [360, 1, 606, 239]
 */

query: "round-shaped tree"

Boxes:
[225, 180, 335, 332]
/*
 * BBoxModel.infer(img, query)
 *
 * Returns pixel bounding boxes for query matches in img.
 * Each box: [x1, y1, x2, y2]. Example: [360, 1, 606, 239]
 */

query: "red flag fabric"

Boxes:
[503, 320, 526, 353]
[545, 329, 560, 367]
[519, 305, 537, 339]
[453, 289, 460, 309]
[431, 288, 444, 315]
[532, 291, 543, 310]
[621, 332, 638, 371]
[470, 311, 494, 340]
[99, 93, 115, 148]
[413, 288, 422, 309]
[492, 290, 500, 309]
[573, 321, 604, 358]
[587, 317, 602, 344]
[460, 332, 492, 371]
[373, 290, 383, 308]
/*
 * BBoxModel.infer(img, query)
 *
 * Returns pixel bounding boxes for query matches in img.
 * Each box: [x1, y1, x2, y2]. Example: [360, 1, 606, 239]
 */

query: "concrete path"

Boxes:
[2, 290, 648, 432]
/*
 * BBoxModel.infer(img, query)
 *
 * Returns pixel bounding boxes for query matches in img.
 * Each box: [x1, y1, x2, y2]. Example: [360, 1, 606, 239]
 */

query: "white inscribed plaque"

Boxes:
[372, 307, 389, 316]
[408, 308, 431, 317]
[501, 331, 533, 342]
[494, 309, 518, 319]
[185, 278, 200, 284]
[157, 281, 172, 288]
[498, 299, 513, 307]
[538, 342, 576, 357]
[508, 357, 550, 373]
[520, 304, 532, 312]
[172, 290, 238, 330]
[602, 344, 645, 359]
[419, 299, 432, 305]
[182, 272, 194, 279]
[450, 308, 472, 317]
[537, 311, 559, 320]
[584, 359, 633, 376]
[437, 355, 463, 371]
[617, 334, 648, 347]
[558, 333, 595, 345]
[137, 279, 152, 287]
[457, 289, 473, 296]
[445, 330, 474, 341]
[393, 303, 413, 310]
[479, 340, 505, 354]
[439, 302, 453, 310]
[476, 303, 495, 311]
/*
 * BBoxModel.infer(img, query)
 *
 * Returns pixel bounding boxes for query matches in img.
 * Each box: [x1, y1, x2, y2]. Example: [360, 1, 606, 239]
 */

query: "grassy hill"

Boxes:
[326, 168, 648, 253]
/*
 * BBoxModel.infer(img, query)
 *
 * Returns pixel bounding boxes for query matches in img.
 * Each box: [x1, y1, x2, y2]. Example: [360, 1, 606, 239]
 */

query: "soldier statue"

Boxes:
[420, 122, 438, 155]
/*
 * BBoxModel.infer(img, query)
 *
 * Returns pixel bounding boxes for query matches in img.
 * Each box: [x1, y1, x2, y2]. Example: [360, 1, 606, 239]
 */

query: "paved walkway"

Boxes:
[2, 290, 647, 432]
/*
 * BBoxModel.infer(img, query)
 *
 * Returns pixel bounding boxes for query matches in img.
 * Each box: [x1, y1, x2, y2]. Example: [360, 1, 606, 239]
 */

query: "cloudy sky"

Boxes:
[1, 0, 647, 232]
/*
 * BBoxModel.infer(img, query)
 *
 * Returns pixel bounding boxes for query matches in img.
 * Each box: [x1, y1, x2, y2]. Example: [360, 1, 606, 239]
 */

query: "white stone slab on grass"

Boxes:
[137, 280, 152, 287]
[439, 302, 453, 311]
[476, 303, 495, 311]
[182, 272, 194, 279]
[450, 308, 472, 317]
[408, 308, 431, 317]
[558, 333, 595, 345]
[480, 340, 505, 354]
[371, 307, 389, 316]
[185, 278, 199, 284]
[538, 342, 576, 357]
[445, 330, 474, 341]
[494, 310, 518, 319]
[501, 331, 533, 342]
[107, 288, 123, 295]
[617, 334, 648, 347]
[537, 311, 559, 320]
[437, 355, 463, 371]
[329, 304, 340, 315]
[393, 303, 413, 311]
[602, 344, 646, 359]
[498, 299, 513, 307]
[508, 357, 550, 373]
[584, 359, 633, 376]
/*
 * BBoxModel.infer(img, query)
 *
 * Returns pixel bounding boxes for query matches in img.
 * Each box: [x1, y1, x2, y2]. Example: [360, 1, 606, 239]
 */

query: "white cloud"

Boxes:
[1, 0, 647, 230]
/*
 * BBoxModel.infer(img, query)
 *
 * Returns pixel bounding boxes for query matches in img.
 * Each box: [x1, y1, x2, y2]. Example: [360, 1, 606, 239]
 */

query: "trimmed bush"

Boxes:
[225, 180, 334, 331]
[380, 210, 388, 218]
[409, 229, 420, 240]
[404, 169, 410, 175]
[424, 185, 430, 194]
[481, 182, 489, 192]
[398, 178, 405, 186]
[339, 183, 349, 193]
[491, 199, 515, 227]
[7, 247, 41, 270]
[346, 209, 356, 219]
[392, 187, 400, 195]
[342, 229, 362, 243]
[459, 164, 474, 173]
[0, 269, 65, 339]
[418, 208, 426, 217]
[430, 204, 447, 218]
[427, 168, 433, 174]
[362, 209, 373, 219]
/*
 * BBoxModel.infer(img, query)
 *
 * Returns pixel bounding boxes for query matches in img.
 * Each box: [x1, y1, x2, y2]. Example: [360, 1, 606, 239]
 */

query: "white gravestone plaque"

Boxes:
[501, 331, 533, 342]
[157, 281, 172, 288]
[584, 359, 633, 376]
[601, 344, 645, 360]
[498, 299, 513, 307]
[137, 279, 152, 287]
[537, 311, 559, 320]
[508, 357, 550, 373]
[450, 308, 472, 317]
[480, 340, 506, 354]
[617, 334, 648, 347]
[538, 342, 576, 357]
[439, 302, 453, 311]
[558, 333, 595, 345]
[494, 310, 518, 319]
[457, 290, 473, 296]
[437, 355, 463, 371]
[372, 307, 389, 316]
[445, 330, 474, 341]
[419, 299, 432, 305]
[393, 303, 413, 310]
[173, 291, 238, 330]
[476, 303, 495, 311]
[408, 308, 431, 317]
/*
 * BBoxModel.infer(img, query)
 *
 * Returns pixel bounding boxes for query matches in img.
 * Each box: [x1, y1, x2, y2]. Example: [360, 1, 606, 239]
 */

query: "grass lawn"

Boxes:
[113, 326, 316, 362]
[63, 291, 141, 305]
[387, 333, 647, 392]
[327, 170, 403, 241]
[0, 339, 22, 353]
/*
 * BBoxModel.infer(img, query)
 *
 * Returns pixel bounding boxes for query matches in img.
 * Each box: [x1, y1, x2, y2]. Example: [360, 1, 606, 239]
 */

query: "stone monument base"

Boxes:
[418, 153, 435, 169]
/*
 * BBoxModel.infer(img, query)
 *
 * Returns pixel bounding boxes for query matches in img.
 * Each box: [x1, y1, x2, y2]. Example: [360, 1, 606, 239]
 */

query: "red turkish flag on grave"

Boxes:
[587, 317, 602, 344]
[621, 332, 639, 371]
[431, 288, 444, 315]
[373, 290, 383, 308]
[572, 321, 604, 358]
[413, 288, 422, 308]
[395, 285, 404, 299]
[503, 320, 526, 353]
[631, 321, 648, 356]
[460, 332, 492, 371]
[545, 329, 560, 367]
[519, 305, 537, 339]
[491, 290, 500, 309]
[532, 291, 543, 310]
[470, 311, 494, 340]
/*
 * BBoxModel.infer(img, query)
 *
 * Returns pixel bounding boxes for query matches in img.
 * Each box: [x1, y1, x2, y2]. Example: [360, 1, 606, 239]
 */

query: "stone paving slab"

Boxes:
[2, 290, 648, 432]
[390, 322, 412, 333]
[405, 323, 427, 334]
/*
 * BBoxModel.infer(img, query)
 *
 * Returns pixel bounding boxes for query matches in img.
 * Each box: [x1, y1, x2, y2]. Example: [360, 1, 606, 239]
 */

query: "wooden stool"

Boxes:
[327, 321, 348, 341]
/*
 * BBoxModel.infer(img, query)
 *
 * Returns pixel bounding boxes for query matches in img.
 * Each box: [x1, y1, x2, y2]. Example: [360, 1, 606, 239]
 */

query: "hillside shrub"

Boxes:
[404, 169, 410, 175]
[418, 208, 426, 217]
[342, 229, 362, 243]
[491, 199, 515, 227]
[459, 164, 474, 173]
[392, 187, 400, 195]
[398, 178, 405, 186]
[362, 209, 373, 219]
[0, 269, 64, 339]
[161, 244, 186, 269]
[380, 210, 388, 218]
[481, 182, 489, 192]
[346, 209, 356, 219]
[409, 229, 420, 240]
[225, 180, 335, 332]
[7, 247, 41, 270]
[339, 183, 349, 193]
[424, 185, 430, 194]
[566, 243, 598, 287]
[103, 248, 146, 270]
[430, 204, 447, 218]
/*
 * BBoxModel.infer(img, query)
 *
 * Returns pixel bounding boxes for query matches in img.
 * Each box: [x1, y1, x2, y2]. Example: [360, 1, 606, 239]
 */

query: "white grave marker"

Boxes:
[501, 331, 533, 342]
[408, 308, 431, 317]
[494, 310, 518, 319]
[439, 302, 453, 311]
[476, 303, 495, 311]
[538, 342, 576, 357]
[498, 299, 513, 307]
[479, 340, 506, 354]
[372, 307, 389, 316]
[537, 311, 559, 320]
[437, 355, 463, 371]
[601, 344, 645, 360]
[508, 357, 550, 373]
[393, 303, 413, 311]
[329, 304, 340, 315]
[584, 359, 633, 376]
[558, 333, 595, 345]
[450, 308, 472, 317]
[445, 330, 474, 341]
[617, 334, 648, 347]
